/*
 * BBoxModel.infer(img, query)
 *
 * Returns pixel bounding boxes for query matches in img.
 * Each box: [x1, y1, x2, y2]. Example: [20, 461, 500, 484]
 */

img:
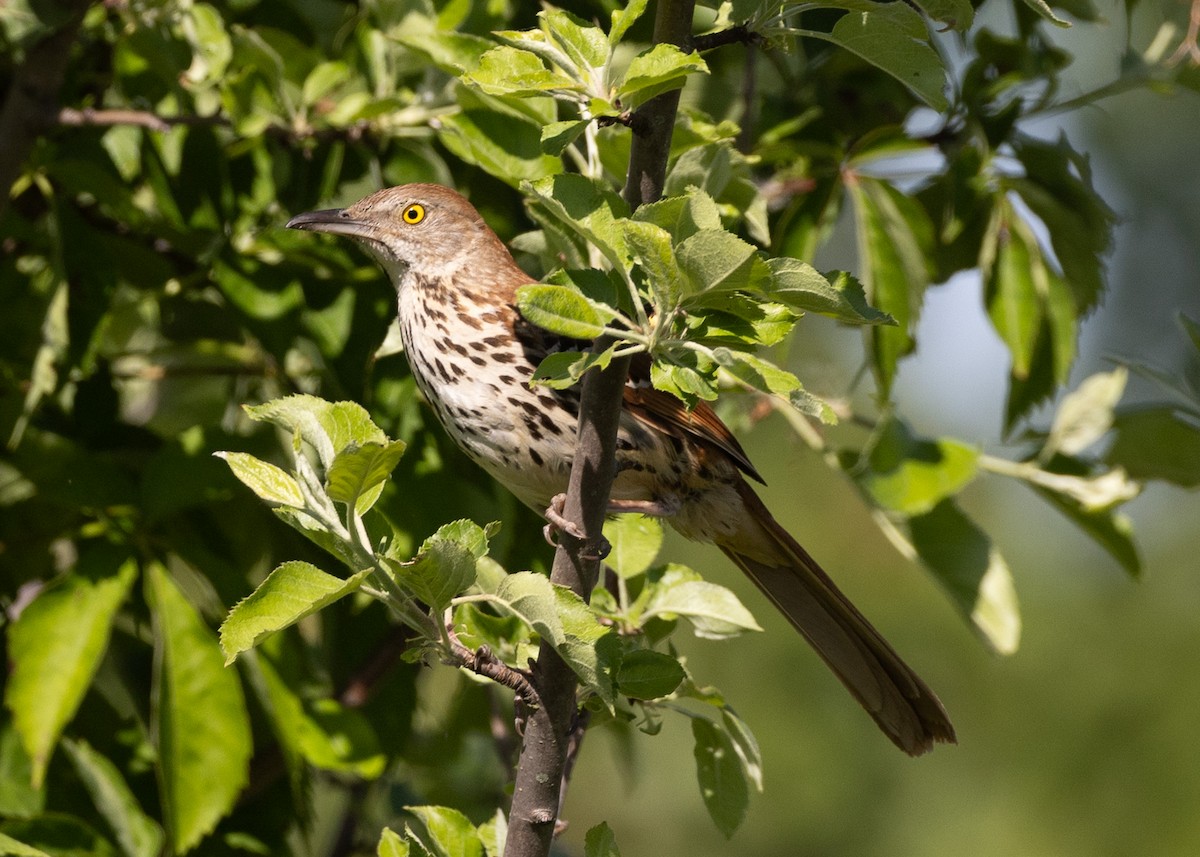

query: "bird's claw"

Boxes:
[543, 493, 585, 546]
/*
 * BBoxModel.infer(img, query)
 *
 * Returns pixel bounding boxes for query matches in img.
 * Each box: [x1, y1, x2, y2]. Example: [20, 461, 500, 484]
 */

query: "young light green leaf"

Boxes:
[378, 828, 410, 857]
[147, 563, 252, 853]
[465, 46, 580, 97]
[616, 649, 685, 699]
[584, 821, 622, 857]
[907, 500, 1021, 654]
[326, 439, 407, 514]
[405, 806, 483, 857]
[215, 451, 305, 508]
[63, 739, 164, 857]
[388, 521, 486, 612]
[220, 562, 373, 664]
[516, 284, 610, 340]
[603, 515, 663, 579]
[531, 345, 617, 389]
[609, 0, 649, 45]
[615, 43, 708, 110]
[492, 573, 617, 705]
[245, 395, 386, 468]
[768, 260, 895, 326]
[540, 8, 609, 73]
[632, 188, 723, 240]
[691, 717, 749, 838]
[5, 556, 135, 788]
[1042, 368, 1127, 460]
[650, 351, 720, 406]
[853, 418, 979, 516]
[476, 810, 507, 857]
[643, 580, 762, 639]
[710, 348, 835, 423]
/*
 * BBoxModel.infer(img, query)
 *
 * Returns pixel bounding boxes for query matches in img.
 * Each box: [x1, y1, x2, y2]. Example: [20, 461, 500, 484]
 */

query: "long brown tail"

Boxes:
[718, 480, 956, 756]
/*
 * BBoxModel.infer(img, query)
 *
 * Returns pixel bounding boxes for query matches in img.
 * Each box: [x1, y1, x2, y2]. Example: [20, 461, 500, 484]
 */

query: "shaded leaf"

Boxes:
[616, 649, 685, 699]
[584, 821, 622, 857]
[691, 717, 748, 838]
[1109, 408, 1200, 488]
[63, 739, 164, 857]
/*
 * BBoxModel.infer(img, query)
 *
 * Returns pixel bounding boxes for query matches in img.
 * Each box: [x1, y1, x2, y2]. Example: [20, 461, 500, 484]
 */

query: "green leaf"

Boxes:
[604, 515, 663, 579]
[1042, 368, 1126, 460]
[147, 563, 252, 853]
[710, 348, 836, 423]
[516, 284, 609, 339]
[255, 655, 386, 779]
[616, 649, 685, 699]
[405, 806, 483, 857]
[0, 832, 51, 857]
[0, 726, 43, 818]
[691, 717, 749, 838]
[540, 8, 609, 73]
[220, 562, 373, 664]
[642, 576, 762, 639]
[475, 810, 507, 857]
[492, 572, 618, 705]
[388, 521, 487, 612]
[624, 219, 685, 309]
[720, 707, 764, 792]
[853, 418, 979, 516]
[530, 345, 617, 389]
[1109, 408, 1200, 488]
[650, 349, 720, 406]
[909, 0, 974, 28]
[792, 0, 948, 108]
[327, 439, 408, 514]
[1032, 481, 1141, 577]
[301, 60, 350, 105]
[245, 395, 386, 468]
[377, 828, 410, 857]
[769, 261, 895, 326]
[215, 451, 305, 508]
[847, 175, 933, 396]
[5, 555, 135, 788]
[438, 95, 562, 188]
[584, 821, 622, 857]
[541, 119, 591, 155]
[609, 0, 649, 45]
[908, 500, 1021, 654]
[465, 46, 580, 97]
[632, 188, 723, 241]
[676, 229, 771, 295]
[615, 43, 708, 110]
[523, 174, 631, 272]
[62, 739, 164, 857]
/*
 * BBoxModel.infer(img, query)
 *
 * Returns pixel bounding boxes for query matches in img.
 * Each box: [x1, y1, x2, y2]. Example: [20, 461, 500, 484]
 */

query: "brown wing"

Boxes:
[622, 354, 764, 484]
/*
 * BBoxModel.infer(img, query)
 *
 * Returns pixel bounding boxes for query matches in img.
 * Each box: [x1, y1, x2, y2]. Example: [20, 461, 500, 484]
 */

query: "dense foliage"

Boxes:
[3, 0, 1199, 855]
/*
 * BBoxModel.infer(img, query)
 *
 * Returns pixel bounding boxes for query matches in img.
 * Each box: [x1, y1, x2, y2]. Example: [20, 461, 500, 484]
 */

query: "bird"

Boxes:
[287, 183, 956, 755]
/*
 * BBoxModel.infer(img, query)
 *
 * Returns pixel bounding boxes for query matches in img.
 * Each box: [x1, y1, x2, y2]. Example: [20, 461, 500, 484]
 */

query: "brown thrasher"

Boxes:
[288, 183, 955, 755]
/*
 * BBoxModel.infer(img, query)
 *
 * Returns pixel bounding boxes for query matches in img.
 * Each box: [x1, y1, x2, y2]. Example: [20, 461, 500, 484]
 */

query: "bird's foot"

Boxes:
[543, 493, 585, 546]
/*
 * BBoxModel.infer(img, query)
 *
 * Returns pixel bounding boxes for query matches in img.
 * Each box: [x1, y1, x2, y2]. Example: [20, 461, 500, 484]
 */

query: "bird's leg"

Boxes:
[542, 493, 612, 562]
[542, 493, 586, 546]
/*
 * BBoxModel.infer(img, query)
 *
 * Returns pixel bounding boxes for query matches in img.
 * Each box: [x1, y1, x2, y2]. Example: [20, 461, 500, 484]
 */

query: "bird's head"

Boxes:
[287, 183, 512, 283]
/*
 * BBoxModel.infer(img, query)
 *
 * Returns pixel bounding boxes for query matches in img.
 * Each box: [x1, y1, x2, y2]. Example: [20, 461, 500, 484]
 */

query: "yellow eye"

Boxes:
[402, 203, 425, 224]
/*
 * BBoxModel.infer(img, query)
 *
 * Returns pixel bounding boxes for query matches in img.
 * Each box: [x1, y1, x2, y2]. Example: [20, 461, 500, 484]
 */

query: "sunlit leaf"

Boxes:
[147, 563, 252, 853]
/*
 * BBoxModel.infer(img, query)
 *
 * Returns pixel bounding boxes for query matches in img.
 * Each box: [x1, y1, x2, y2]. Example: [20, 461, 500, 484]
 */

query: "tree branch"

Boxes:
[0, 0, 91, 220]
[503, 3, 697, 856]
[690, 25, 762, 53]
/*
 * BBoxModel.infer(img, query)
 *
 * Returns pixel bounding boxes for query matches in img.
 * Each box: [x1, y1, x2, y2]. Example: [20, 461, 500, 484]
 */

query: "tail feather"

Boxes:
[720, 481, 956, 756]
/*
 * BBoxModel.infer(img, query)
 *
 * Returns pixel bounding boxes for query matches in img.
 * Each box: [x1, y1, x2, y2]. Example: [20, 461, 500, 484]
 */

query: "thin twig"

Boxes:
[690, 25, 763, 53]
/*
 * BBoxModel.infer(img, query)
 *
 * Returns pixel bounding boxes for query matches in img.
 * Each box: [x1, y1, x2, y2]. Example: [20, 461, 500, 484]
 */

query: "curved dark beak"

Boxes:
[286, 208, 371, 239]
